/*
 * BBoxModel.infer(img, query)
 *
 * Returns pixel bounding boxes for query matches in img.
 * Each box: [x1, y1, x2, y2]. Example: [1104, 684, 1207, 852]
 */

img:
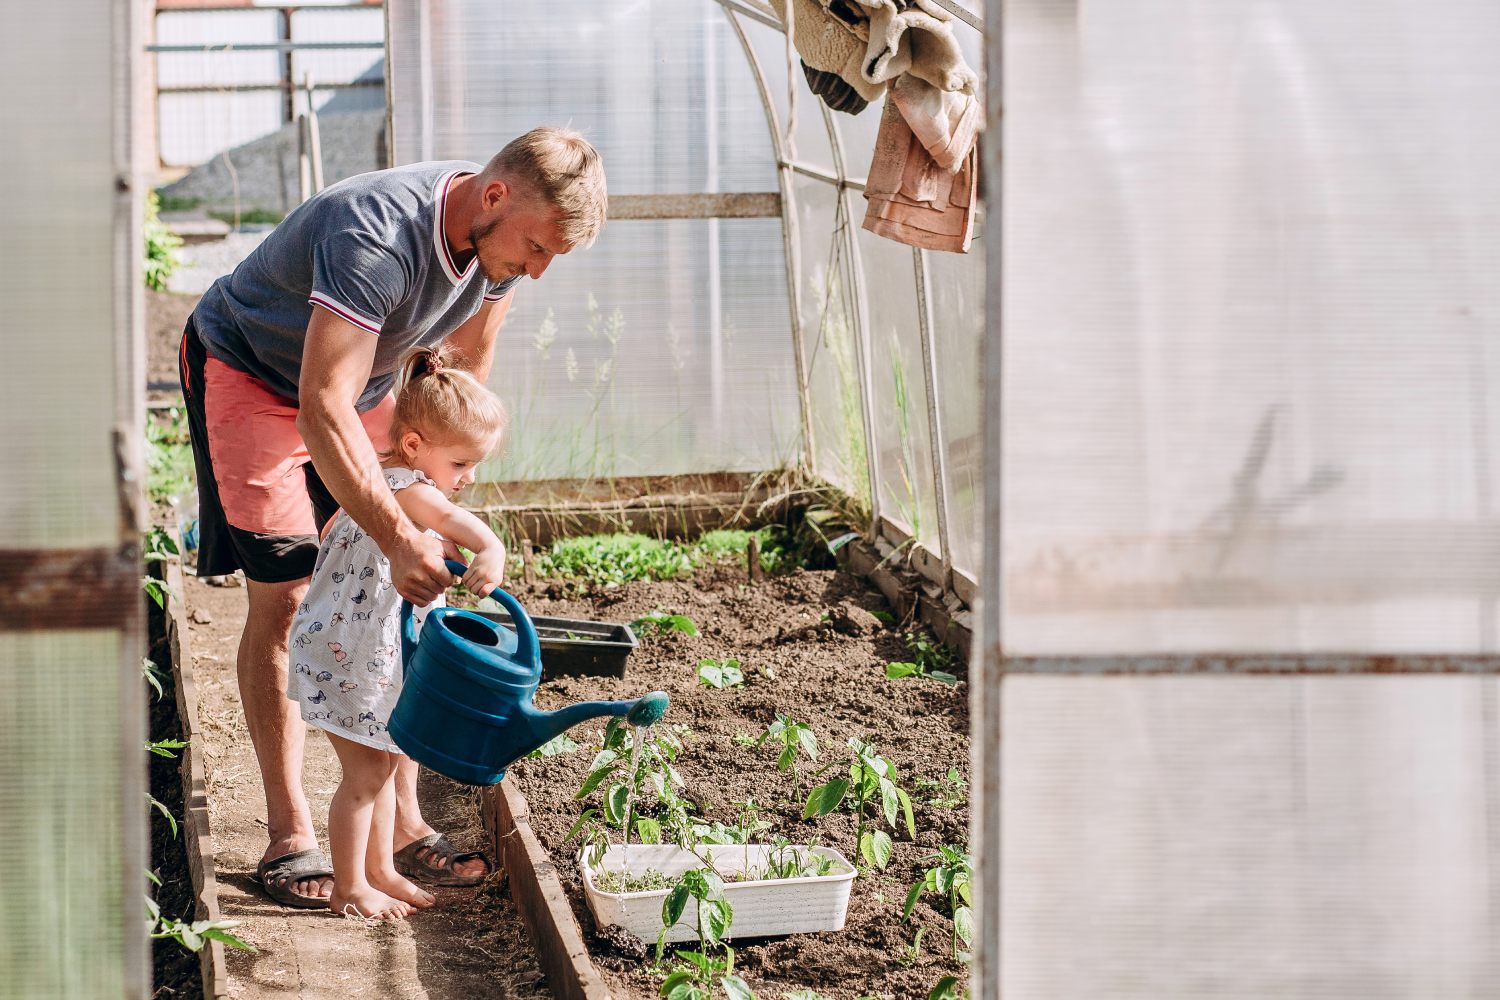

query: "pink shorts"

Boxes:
[180, 323, 393, 582]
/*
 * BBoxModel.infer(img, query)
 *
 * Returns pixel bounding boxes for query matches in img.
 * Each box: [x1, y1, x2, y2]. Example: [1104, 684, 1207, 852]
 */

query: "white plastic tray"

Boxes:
[579, 843, 856, 944]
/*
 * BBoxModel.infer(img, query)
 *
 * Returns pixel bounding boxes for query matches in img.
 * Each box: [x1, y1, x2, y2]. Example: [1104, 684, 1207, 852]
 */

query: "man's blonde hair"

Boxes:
[483, 127, 607, 249]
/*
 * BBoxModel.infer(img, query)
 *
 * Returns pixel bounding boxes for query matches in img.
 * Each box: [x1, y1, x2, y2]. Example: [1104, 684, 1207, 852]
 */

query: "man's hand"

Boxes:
[461, 544, 507, 601]
[387, 529, 456, 606]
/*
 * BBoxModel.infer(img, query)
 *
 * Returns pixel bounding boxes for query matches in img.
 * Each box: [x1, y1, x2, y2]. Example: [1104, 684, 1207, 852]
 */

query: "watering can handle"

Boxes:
[398, 559, 541, 672]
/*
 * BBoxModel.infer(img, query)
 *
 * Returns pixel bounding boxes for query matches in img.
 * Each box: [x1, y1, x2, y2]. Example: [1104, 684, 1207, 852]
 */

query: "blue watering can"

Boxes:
[388, 560, 668, 785]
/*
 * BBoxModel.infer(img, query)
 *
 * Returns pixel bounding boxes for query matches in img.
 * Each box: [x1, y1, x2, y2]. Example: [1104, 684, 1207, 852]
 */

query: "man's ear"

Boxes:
[483, 179, 509, 211]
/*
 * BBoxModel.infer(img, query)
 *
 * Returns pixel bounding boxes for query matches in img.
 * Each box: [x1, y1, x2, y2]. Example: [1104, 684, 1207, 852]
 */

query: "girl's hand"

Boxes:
[462, 544, 507, 599]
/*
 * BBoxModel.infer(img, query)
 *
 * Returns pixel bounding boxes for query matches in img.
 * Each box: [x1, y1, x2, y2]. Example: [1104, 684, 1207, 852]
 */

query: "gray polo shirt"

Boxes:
[192, 160, 520, 412]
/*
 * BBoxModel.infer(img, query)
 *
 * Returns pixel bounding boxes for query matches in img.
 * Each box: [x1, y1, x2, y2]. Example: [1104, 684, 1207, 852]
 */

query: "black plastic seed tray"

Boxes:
[474, 609, 638, 678]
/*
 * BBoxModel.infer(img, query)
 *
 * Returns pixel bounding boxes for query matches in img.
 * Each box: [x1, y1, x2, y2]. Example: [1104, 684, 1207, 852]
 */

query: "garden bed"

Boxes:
[489, 560, 972, 1000]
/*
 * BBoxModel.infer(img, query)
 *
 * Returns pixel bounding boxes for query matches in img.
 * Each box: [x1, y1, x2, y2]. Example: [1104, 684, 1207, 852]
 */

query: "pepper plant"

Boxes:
[902, 845, 974, 959]
[656, 868, 756, 1000]
[802, 737, 915, 871]
[754, 714, 818, 784]
[697, 658, 744, 689]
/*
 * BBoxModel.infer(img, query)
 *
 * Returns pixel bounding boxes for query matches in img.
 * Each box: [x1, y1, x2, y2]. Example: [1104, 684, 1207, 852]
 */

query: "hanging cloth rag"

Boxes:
[862, 77, 979, 253]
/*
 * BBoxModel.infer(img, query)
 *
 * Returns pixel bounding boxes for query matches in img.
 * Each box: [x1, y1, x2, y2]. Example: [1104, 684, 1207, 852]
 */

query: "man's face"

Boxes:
[469, 184, 570, 284]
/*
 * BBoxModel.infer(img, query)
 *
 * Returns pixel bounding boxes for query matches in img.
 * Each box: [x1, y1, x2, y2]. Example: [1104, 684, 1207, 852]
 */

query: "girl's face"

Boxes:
[399, 429, 495, 496]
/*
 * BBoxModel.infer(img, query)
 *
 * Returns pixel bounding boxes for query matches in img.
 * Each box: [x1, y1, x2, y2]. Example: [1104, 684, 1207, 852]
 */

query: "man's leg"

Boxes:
[242, 576, 331, 900]
[391, 758, 487, 880]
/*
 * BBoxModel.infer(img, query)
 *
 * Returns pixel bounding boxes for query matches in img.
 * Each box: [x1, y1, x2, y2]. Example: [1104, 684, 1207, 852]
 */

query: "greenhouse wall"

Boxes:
[0, 0, 149, 996]
[387, 0, 802, 480]
[993, 2, 1500, 996]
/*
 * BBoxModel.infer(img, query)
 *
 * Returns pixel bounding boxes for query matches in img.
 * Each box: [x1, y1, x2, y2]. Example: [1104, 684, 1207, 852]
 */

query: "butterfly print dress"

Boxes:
[286, 468, 444, 752]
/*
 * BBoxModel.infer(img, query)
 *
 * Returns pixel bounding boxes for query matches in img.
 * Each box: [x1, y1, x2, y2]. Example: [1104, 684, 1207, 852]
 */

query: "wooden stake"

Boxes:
[747, 535, 762, 584]
[521, 537, 536, 585]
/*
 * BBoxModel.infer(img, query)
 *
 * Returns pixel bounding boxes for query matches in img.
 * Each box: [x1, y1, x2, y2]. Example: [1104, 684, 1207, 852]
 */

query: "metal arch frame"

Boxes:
[913, 246, 954, 590]
[719, 0, 817, 474]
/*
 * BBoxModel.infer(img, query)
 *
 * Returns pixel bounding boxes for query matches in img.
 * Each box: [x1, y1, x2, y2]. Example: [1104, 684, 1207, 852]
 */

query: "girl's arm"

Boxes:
[394, 482, 507, 597]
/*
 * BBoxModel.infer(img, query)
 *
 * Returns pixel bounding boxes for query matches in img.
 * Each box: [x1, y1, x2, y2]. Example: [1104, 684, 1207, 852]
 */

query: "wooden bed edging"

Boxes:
[481, 778, 612, 1000]
[161, 557, 230, 999]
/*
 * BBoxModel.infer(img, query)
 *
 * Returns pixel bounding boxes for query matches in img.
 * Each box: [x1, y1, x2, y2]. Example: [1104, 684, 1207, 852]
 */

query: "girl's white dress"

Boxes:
[286, 467, 442, 752]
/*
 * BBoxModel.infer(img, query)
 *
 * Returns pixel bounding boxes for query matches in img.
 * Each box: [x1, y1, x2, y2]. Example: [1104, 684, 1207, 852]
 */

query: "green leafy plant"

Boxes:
[754, 714, 818, 785]
[903, 845, 974, 960]
[802, 738, 915, 871]
[928, 975, 967, 1000]
[632, 611, 700, 637]
[144, 525, 179, 563]
[783, 992, 831, 1000]
[143, 191, 182, 292]
[757, 837, 841, 880]
[594, 867, 678, 893]
[142, 575, 175, 610]
[147, 897, 255, 954]
[914, 767, 968, 809]
[697, 658, 744, 690]
[526, 732, 580, 759]
[888, 631, 959, 685]
[540, 533, 696, 586]
[146, 408, 195, 504]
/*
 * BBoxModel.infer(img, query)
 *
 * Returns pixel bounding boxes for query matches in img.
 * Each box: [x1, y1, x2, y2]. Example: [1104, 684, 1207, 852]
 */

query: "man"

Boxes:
[177, 128, 607, 907]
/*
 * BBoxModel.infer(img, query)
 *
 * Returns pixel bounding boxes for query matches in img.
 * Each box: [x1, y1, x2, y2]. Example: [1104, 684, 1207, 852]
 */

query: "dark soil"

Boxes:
[499, 565, 972, 1000]
[147, 290, 198, 390]
[147, 590, 203, 999]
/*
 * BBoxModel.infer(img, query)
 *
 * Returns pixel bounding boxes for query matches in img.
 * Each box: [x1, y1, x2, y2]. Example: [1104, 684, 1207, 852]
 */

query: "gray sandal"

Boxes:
[255, 848, 334, 909]
[393, 833, 493, 887]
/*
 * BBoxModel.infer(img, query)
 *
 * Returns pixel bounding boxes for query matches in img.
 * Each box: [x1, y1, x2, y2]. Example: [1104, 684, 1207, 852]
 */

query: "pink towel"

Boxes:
[862, 78, 980, 253]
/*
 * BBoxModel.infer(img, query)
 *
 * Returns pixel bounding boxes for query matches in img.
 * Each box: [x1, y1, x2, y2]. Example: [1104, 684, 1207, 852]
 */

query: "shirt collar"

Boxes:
[432, 169, 477, 286]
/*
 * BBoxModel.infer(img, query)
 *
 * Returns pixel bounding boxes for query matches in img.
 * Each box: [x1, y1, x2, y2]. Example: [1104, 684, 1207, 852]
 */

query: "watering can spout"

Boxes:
[522, 690, 670, 748]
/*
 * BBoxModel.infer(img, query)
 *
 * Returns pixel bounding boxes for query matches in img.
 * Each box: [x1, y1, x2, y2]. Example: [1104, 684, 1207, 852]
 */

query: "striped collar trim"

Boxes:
[432, 169, 477, 286]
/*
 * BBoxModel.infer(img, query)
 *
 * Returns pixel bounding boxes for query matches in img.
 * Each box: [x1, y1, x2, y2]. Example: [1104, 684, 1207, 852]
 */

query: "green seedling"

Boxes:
[146, 738, 188, 759]
[914, 767, 968, 809]
[142, 576, 175, 610]
[144, 525, 179, 563]
[903, 845, 974, 960]
[802, 738, 915, 871]
[146, 408, 195, 504]
[632, 611, 701, 637]
[143, 656, 166, 701]
[697, 658, 744, 689]
[755, 714, 818, 784]
[759, 837, 840, 880]
[928, 975, 967, 1000]
[147, 896, 255, 954]
[693, 797, 772, 846]
[901, 926, 928, 966]
[594, 867, 678, 893]
[526, 732, 580, 759]
[783, 992, 832, 1000]
[636, 803, 751, 1000]
[870, 610, 896, 625]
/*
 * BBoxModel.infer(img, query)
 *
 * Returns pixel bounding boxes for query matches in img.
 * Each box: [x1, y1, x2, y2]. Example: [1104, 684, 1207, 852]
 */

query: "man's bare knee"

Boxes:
[245, 577, 310, 634]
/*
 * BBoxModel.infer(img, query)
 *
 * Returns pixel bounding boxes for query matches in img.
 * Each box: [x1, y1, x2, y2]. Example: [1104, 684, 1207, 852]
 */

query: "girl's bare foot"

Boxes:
[328, 886, 412, 920]
[369, 870, 436, 909]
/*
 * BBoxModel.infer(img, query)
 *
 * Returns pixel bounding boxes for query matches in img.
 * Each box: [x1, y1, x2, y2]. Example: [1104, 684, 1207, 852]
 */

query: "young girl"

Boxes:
[287, 344, 509, 920]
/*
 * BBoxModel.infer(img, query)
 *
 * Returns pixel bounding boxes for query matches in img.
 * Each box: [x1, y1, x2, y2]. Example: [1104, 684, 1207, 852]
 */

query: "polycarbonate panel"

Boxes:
[158, 91, 285, 168]
[795, 178, 868, 500]
[1004, 676, 1500, 999]
[154, 10, 281, 87]
[1, 634, 131, 999]
[290, 6, 384, 91]
[388, 0, 775, 195]
[488, 219, 797, 480]
[1, 11, 127, 548]
[737, 14, 836, 172]
[927, 246, 985, 577]
[858, 229, 937, 545]
[1005, 0, 1500, 654]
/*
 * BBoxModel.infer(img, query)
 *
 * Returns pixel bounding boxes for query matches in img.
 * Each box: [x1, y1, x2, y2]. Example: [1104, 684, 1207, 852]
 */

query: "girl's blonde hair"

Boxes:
[387, 344, 508, 463]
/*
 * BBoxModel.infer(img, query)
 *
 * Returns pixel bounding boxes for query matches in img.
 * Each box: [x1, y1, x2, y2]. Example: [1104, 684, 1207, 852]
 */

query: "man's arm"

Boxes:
[443, 290, 512, 382]
[296, 307, 451, 604]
